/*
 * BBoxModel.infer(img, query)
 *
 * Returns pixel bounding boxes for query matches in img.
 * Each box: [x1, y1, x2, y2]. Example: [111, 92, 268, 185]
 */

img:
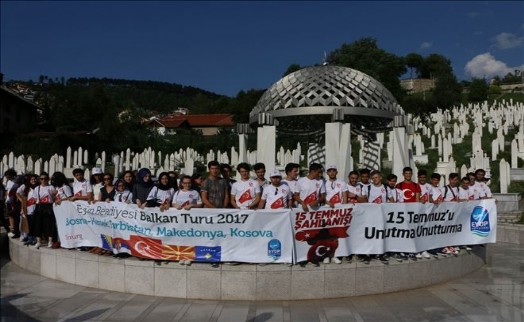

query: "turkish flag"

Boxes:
[270, 197, 284, 209]
[329, 193, 341, 204]
[238, 190, 252, 204]
[303, 192, 317, 205]
[307, 239, 339, 263]
[420, 193, 428, 202]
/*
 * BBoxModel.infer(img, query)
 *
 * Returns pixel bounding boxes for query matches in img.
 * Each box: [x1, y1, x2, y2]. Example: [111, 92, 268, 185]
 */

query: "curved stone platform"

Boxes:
[8, 238, 486, 300]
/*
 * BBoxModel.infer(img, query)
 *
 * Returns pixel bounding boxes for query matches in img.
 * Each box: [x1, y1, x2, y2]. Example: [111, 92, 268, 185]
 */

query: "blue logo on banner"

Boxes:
[267, 239, 281, 260]
[470, 206, 490, 237]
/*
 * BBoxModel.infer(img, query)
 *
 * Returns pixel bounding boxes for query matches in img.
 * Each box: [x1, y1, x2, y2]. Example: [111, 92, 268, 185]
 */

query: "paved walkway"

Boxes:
[1, 241, 523, 322]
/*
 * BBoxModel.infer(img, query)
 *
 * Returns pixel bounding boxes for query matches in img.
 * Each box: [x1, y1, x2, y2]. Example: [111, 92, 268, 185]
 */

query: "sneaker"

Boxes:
[415, 253, 423, 259]
[363, 255, 371, 265]
[333, 257, 342, 264]
[464, 245, 472, 251]
[449, 247, 459, 255]
[421, 251, 431, 259]
[393, 253, 403, 262]
[323, 257, 330, 264]
[7, 232, 15, 238]
[184, 260, 192, 266]
[211, 263, 220, 268]
[47, 241, 53, 248]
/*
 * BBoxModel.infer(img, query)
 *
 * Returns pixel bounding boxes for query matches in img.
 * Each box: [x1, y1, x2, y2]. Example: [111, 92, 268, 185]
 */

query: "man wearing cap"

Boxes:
[230, 163, 260, 210]
[294, 163, 326, 212]
[259, 170, 292, 209]
[324, 165, 348, 208]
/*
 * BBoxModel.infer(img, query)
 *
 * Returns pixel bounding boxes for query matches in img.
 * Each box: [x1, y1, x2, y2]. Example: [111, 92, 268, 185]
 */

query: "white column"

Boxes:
[256, 125, 276, 171]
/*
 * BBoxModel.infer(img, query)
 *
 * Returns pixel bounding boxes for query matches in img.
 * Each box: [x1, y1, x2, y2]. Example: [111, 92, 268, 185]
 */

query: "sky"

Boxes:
[1, 1, 523, 97]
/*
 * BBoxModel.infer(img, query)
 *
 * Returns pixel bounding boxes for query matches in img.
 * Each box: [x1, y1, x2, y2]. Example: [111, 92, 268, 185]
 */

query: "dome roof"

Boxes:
[249, 65, 403, 131]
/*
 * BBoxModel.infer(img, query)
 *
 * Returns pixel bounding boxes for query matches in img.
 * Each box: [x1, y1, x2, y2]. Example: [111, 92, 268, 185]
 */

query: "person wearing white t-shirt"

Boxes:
[294, 163, 326, 212]
[282, 163, 299, 193]
[417, 170, 431, 204]
[357, 169, 372, 202]
[113, 179, 133, 204]
[259, 170, 292, 209]
[429, 173, 444, 204]
[70, 168, 93, 202]
[367, 170, 387, 204]
[474, 169, 493, 199]
[385, 174, 403, 203]
[442, 173, 459, 202]
[172, 175, 202, 210]
[230, 163, 261, 210]
[347, 171, 365, 203]
[458, 177, 476, 201]
[324, 165, 348, 207]
[33, 172, 58, 248]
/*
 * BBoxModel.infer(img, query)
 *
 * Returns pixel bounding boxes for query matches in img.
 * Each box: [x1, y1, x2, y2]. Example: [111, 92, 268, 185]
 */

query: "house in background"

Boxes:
[146, 112, 235, 136]
[0, 73, 39, 134]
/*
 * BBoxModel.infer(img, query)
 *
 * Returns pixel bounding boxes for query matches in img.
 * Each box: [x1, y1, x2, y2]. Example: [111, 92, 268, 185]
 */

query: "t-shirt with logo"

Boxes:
[385, 185, 404, 203]
[35, 185, 56, 204]
[442, 185, 459, 202]
[281, 179, 298, 194]
[172, 190, 201, 207]
[458, 187, 475, 200]
[56, 184, 73, 201]
[368, 184, 387, 204]
[419, 183, 431, 203]
[17, 184, 37, 214]
[261, 184, 291, 209]
[231, 179, 260, 209]
[146, 187, 174, 206]
[467, 184, 481, 200]
[114, 190, 133, 203]
[73, 180, 93, 197]
[296, 177, 325, 205]
[429, 186, 444, 202]
[347, 184, 362, 203]
[325, 179, 348, 205]
[395, 181, 421, 203]
[473, 181, 492, 198]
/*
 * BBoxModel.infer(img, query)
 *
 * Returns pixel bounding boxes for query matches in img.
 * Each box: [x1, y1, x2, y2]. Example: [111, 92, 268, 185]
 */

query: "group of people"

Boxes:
[1, 160, 493, 265]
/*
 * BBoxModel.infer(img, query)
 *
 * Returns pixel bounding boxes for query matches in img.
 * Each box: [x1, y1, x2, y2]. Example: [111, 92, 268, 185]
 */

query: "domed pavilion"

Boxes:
[243, 65, 410, 177]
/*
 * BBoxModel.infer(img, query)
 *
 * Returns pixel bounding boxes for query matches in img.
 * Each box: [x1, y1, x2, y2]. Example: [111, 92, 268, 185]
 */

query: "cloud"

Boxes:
[420, 41, 433, 49]
[465, 53, 523, 78]
[492, 32, 523, 49]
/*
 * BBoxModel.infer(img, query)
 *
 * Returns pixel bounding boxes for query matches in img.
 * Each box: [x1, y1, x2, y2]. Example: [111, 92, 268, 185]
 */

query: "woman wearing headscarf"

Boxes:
[132, 168, 154, 209]
[145, 172, 174, 211]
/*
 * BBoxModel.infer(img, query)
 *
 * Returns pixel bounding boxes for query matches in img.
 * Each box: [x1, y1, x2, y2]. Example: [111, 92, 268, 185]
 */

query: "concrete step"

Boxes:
[497, 212, 522, 223]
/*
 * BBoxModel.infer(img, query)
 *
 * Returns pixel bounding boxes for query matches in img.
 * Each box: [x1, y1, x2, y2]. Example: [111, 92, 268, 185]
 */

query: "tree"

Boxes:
[405, 53, 424, 79]
[467, 78, 489, 102]
[282, 64, 302, 77]
[420, 54, 453, 79]
[326, 37, 407, 101]
[432, 73, 462, 108]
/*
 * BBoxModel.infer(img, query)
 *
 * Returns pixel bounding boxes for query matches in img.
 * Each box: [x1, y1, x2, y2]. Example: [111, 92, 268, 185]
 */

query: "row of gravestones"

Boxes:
[0, 142, 303, 180]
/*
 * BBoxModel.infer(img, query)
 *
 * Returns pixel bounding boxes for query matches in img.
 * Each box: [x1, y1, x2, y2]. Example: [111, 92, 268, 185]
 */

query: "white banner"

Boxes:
[292, 199, 497, 262]
[54, 199, 497, 264]
[54, 201, 293, 263]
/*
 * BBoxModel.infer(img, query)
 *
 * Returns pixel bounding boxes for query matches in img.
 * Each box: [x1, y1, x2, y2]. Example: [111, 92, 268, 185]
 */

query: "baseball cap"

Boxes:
[326, 164, 337, 171]
[269, 170, 282, 177]
[92, 167, 103, 175]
